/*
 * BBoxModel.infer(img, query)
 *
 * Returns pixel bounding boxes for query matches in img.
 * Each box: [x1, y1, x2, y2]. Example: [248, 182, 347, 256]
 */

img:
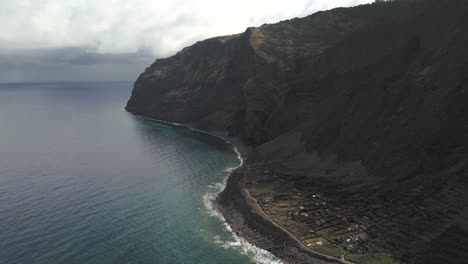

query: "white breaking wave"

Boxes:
[203, 149, 283, 264]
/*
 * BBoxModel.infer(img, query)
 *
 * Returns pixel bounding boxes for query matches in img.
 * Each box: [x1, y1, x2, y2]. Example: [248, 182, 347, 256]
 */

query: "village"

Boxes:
[244, 163, 398, 263]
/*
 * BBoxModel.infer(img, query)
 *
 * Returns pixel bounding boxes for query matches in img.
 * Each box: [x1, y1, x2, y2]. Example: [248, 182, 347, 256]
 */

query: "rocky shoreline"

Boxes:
[130, 114, 349, 263]
[217, 166, 345, 264]
[130, 114, 344, 263]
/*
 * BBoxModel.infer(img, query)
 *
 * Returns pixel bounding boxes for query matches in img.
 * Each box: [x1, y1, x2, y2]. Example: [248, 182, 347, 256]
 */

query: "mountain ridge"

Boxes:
[126, 0, 468, 262]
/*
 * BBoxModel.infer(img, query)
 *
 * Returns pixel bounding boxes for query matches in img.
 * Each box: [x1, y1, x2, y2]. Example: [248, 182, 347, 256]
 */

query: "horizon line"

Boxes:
[0, 80, 134, 85]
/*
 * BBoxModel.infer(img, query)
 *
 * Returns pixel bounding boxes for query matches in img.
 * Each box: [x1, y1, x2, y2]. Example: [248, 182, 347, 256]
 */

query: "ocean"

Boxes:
[0, 82, 280, 264]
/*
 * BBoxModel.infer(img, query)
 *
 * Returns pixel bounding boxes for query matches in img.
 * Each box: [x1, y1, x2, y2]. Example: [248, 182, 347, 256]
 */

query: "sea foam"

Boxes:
[203, 148, 283, 264]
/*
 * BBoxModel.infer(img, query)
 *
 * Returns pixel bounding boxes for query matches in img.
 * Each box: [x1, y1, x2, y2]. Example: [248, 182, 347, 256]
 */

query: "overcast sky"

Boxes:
[0, 0, 372, 82]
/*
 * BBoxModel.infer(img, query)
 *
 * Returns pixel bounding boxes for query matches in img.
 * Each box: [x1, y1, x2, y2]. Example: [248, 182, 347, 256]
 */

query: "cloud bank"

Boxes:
[0, 0, 373, 82]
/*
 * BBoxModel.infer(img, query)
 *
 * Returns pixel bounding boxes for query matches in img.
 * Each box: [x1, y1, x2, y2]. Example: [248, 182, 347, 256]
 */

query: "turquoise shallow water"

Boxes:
[0, 82, 262, 264]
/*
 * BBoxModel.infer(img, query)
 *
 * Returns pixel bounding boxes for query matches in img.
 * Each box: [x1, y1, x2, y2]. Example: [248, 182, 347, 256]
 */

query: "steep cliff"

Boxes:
[126, 0, 468, 263]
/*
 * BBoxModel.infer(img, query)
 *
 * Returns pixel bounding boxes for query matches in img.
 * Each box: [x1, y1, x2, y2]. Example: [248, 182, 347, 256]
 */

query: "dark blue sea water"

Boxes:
[0, 82, 279, 264]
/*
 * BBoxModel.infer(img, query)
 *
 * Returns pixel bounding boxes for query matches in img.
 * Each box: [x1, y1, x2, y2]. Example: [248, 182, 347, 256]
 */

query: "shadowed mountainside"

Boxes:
[127, 0, 468, 263]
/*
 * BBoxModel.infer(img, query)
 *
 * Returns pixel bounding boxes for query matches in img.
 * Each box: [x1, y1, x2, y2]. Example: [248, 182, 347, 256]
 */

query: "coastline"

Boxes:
[127, 113, 283, 263]
[127, 112, 348, 264]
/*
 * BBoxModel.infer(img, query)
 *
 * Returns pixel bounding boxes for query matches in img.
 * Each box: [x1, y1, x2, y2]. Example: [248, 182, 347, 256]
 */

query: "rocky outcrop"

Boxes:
[127, 0, 468, 263]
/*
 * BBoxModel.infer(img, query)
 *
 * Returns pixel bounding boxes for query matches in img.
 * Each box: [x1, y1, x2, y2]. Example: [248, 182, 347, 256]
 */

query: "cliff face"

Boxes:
[127, 0, 468, 263]
[126, 3, 374, 144]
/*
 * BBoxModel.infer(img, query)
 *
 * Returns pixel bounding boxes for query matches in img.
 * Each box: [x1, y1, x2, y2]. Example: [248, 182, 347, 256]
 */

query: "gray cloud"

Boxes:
[0, 0, 372, 82]
[0, 47, 153, 65]
[0, 48, 154, 82]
